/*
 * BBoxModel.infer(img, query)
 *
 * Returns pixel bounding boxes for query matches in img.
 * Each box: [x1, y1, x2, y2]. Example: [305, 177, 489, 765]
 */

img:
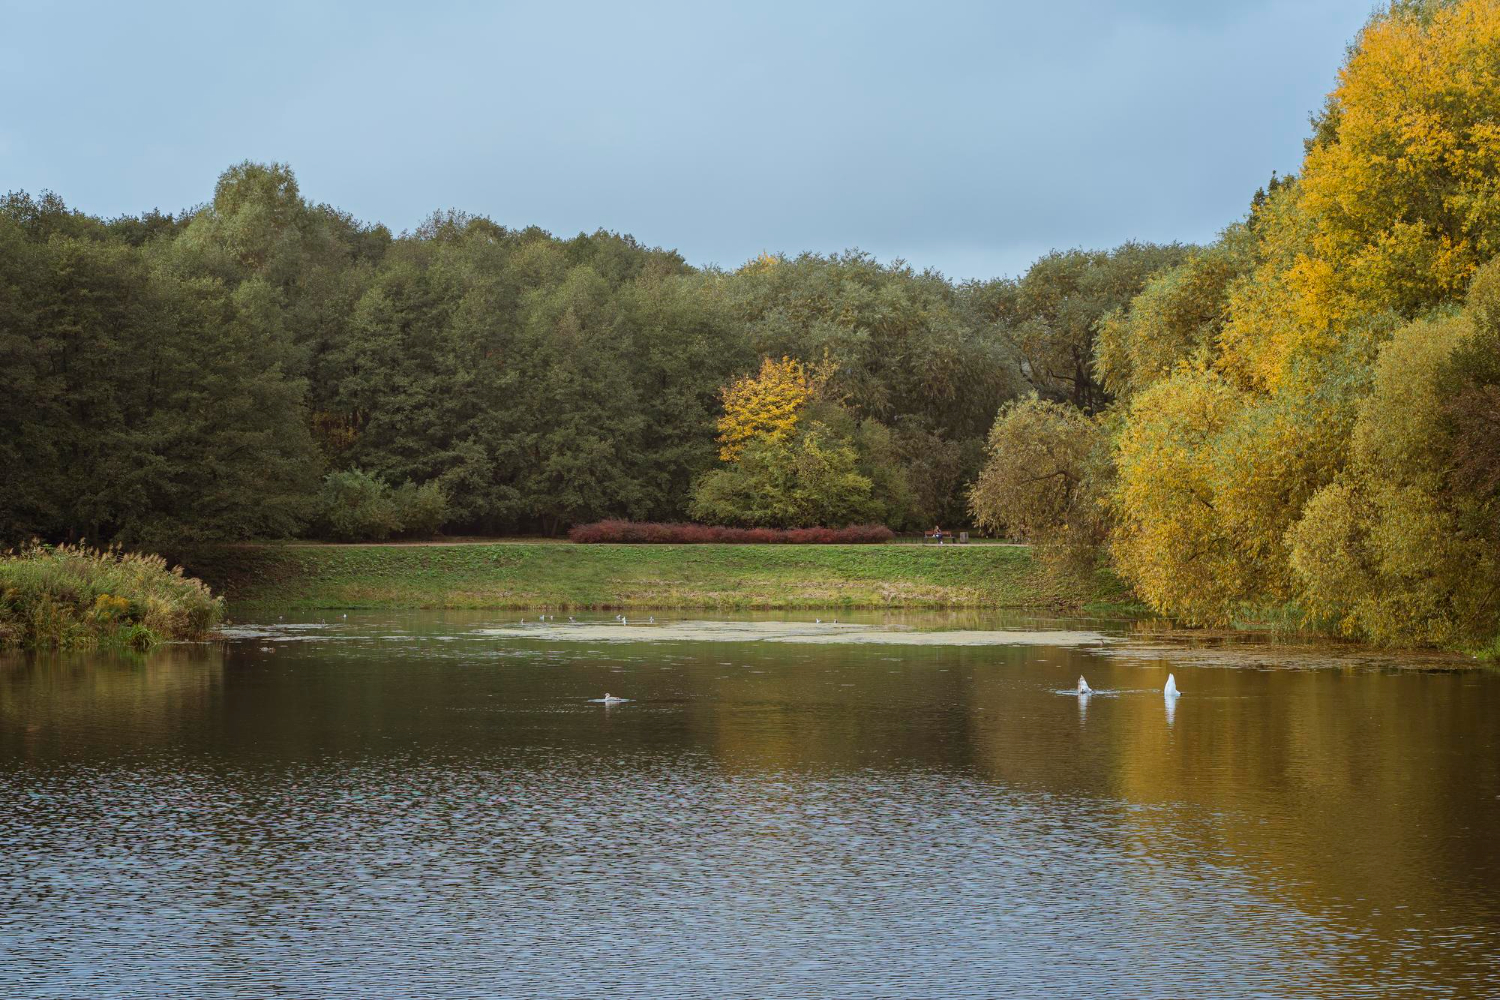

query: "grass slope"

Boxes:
[189, 542, 1133, 613]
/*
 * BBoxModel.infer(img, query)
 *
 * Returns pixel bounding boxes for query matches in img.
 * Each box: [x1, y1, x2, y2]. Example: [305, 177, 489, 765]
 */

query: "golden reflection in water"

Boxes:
[0, 644, 225, 759]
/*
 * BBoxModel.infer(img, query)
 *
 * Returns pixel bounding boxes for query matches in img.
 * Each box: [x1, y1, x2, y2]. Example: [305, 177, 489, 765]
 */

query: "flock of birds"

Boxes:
[555, 618, 1186, 708]
[258, 612, 1187, 709]
[590, 671, 1184, 709]
[517, 614, 657, 625]
[1075, 673, 1181, 699]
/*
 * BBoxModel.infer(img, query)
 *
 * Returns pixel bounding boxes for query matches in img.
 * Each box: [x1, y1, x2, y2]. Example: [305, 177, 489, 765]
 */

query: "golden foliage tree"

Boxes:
[1219, 0, 1500, 393]
[715, 355, 830, 462]
[1111, 368, 1250, 624]
[1288, 269, 1500, 645]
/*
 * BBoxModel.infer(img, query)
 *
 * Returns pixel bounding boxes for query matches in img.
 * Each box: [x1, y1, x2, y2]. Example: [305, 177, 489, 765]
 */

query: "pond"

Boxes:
[2, 611, 1497, 998]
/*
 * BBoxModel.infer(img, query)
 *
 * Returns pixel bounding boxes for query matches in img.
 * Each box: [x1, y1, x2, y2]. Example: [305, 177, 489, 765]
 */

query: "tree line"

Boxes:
[0, 165, 1178, 544]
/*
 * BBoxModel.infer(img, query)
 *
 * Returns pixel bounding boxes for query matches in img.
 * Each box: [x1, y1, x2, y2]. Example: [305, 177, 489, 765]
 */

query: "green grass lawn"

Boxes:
[184, 542, 1135, 613]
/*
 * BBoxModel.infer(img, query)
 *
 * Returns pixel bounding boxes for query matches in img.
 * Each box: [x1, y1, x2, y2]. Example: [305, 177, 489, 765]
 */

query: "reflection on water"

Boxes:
[2, 612, 1498, 998]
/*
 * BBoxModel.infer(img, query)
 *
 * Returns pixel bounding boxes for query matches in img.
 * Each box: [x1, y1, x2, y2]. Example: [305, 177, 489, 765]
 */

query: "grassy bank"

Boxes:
[0, 544, 224, 648]
[184, 542, 1136, 614]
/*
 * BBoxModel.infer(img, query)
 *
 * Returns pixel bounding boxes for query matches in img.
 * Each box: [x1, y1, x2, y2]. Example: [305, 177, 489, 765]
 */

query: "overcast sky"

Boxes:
[1, 1, 1373, 279]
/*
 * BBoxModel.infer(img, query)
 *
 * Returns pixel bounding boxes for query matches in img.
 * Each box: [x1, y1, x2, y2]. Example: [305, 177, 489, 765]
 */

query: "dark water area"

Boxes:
[2, 612, 1498, 998]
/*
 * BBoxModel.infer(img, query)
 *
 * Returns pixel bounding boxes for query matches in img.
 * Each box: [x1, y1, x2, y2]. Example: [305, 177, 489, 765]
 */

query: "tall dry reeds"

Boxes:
[0, 543, 224, 648]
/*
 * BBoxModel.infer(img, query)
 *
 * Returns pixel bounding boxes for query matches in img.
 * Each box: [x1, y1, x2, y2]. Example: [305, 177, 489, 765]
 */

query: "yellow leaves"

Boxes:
[92, 593, 130, 622]
[1296, 0, 1500, 319]
[1111, 368, 1248, 624]
[740, 251, 781, 275]
[715, 356, 830, 462]
[1211, 0, 1500, 398]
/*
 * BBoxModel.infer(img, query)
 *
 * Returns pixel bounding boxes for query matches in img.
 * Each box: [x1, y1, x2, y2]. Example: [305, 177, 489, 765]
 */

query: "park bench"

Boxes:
[922, 531, 968, 545]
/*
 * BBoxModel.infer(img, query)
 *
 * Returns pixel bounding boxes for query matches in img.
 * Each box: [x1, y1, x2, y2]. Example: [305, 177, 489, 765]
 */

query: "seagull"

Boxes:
[568, 616, 576, 622]
[1164, 674, 1180, 698]
[648, 616, 655, 624]
[621, 616, 628, 625]
[815, 618, 821, 624]
[1076, 676, 1092, 695]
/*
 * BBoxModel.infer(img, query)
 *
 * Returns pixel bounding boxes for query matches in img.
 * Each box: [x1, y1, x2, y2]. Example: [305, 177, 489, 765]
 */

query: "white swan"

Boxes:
[1076, 676, 1092, 695]
[595, 693, 629, 705]
[1164, 674, 1180, 698]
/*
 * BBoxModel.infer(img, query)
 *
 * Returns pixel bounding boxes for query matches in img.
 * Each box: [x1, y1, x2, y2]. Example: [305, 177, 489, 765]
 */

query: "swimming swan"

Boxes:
[1164, 674, 1180, 698]
[595, 693, 629, 705]
[1076, 676, 1092, 695]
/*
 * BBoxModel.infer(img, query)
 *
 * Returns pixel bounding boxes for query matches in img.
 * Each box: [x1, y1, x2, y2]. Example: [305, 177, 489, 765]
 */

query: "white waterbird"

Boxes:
[1076, 676, 1092, 695]
[1164, 674, 1180, 698]
[595, 693, 629, 705]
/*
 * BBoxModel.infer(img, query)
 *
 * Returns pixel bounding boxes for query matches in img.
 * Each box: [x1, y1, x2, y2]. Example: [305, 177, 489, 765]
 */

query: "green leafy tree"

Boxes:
[690, 422, 878, 528]
[969, 397, 1109, 570]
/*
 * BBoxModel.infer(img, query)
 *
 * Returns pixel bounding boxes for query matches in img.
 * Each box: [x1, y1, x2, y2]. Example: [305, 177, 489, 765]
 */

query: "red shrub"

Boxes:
[568, 521, 894, 544]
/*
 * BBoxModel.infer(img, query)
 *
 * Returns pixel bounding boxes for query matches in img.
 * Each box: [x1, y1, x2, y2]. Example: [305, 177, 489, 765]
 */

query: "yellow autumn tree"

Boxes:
[715, 355, 830, 462]
[1219, 0, 1500, 392]
[1288, 262, 1500, 646]
[1111, 367, 1250, 624]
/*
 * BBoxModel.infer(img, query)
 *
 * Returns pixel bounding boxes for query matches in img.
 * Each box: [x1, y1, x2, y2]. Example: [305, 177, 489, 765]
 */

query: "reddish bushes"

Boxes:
[568, 521, 894, 544]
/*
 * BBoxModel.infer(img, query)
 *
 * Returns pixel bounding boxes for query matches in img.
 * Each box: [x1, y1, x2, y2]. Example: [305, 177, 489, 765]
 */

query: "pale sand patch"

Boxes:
[768, 629, 1108, 647]
[469, 620, 1110, 647]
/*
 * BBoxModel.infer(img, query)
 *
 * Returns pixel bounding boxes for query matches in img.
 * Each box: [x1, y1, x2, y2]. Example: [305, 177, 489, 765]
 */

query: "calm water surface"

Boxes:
[2, 611, 1498, 998]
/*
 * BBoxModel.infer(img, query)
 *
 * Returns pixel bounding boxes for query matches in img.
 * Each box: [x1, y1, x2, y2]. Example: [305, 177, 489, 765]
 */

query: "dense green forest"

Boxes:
[0, 163, 1179, 543]
[3, 0, 1497, 649]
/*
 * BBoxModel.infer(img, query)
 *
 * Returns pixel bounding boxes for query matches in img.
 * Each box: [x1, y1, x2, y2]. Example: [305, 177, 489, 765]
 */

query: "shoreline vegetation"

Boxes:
[178, 541, 1139, 615]
[0, 544, 224, 649]
[3, 539, 1489, 662]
